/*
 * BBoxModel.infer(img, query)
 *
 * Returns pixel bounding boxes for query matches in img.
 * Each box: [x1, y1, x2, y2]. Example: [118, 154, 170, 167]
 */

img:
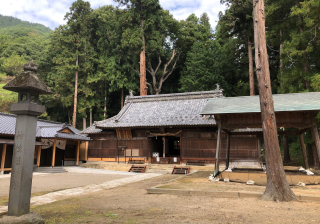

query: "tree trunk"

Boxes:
[283, 134, 290, 163]
[121, 86, 124, 109]
[253, 0, 297, 201]
[83, 117, 86, 130]
[104, 82, 107, 119]
[140, 16, 147, 96]
[90, 109, 92, 126]
[72, 49, 79, 128]
[279, 29, 284, 91]
[248, 38, 255, 96]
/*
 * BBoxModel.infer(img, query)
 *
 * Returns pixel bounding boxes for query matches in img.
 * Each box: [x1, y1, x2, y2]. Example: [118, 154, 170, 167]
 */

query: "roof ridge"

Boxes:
[124, 90, 223, 105]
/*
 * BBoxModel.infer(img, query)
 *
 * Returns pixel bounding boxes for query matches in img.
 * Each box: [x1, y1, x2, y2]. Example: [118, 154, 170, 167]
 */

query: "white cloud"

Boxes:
[0, 0, 226, 30]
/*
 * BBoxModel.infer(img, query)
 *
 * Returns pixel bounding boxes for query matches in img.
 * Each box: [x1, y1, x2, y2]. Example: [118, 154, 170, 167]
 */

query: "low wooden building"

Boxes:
[200, 92, 320, 174]
[0, 112, 90, 174]
[82, 88, 260, 165]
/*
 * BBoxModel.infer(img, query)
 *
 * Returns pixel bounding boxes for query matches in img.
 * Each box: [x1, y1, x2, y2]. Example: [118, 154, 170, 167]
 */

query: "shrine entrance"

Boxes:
[149, 136, 181, 164]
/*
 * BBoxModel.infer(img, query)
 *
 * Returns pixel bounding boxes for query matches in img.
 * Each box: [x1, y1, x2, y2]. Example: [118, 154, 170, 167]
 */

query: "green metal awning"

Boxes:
[200, 92, 320, 115]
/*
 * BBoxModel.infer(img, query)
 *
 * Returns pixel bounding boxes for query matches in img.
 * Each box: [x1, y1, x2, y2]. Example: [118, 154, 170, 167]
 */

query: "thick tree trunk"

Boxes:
[121, 86, 124, 109]
[253, 0, 297, 201]
[73, 51, 79, 128]
[248, 38, 255, 96]
[104, 82, 107, 119]
[283, 135, 290, 163]
[310, 121, 320, 164]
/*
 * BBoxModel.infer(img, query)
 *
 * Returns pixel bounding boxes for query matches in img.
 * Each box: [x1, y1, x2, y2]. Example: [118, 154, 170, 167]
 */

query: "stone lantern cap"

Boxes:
[3, 61, 52, 95]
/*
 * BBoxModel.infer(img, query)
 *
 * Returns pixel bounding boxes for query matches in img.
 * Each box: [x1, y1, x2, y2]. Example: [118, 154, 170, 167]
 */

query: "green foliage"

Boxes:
[0, 83, 17, 113]
[0, 14, 51, 33]
[1, 53, 26, 76]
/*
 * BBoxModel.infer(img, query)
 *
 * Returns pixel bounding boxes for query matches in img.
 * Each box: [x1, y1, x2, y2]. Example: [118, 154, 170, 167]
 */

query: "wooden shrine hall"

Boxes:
[82, 88, 261, 166]
[0, 112, 90, 174]
[200, 92, 320, 175]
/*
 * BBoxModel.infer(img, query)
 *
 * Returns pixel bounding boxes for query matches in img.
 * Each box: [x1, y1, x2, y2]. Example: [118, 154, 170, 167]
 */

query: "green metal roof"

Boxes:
[200, 92, 320, 115]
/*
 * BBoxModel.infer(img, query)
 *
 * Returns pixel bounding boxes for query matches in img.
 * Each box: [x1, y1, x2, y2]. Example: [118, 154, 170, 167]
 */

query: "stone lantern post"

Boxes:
[2, 61, 52, 217]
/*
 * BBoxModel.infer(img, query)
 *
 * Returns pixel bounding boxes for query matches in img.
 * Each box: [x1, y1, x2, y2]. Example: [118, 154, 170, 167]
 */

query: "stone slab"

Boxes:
[239, 191, 263, 198]
[0, 212, 44, 224]
[300, 195, 320, 201]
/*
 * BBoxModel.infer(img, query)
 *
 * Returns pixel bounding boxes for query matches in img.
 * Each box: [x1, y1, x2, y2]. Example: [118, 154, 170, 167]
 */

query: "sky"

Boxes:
[0, 0, 227, 30]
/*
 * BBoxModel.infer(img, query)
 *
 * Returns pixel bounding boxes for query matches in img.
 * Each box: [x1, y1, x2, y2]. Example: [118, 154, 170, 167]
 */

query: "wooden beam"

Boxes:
[52, 139, 56, 167]
[299, 127, 312, 135]
[1, 144, 7, 173]
[37, 146, 41, 167]
[225, 133, 230, 169]
[299, 133, 309, 169]
[76, 140, 80, 166]
[311, 121, 320, 164]
[214, 120, 222, 176]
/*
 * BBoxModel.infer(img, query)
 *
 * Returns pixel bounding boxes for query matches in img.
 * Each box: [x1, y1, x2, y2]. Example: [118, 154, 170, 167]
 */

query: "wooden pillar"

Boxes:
[225, 133, 230, 169]
[313, 143, 320, 169]
[162, 137, 166, 158]
[214, 119, 222, 176]
[36, 145, 41, 167]
[299, 133, 309, 169]
[76, 140, 80, 166]
[311, 121, 320, 163]
[1, 144, 7, 174]
[51, 139, 56, 167]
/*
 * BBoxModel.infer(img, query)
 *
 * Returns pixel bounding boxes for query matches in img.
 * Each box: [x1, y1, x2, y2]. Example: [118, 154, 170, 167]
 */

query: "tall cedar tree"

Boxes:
[51, 0, 95, 128]
[253, 0, 297, 201]
[115, 0, 181, 95]
[219, 0, 255, 95]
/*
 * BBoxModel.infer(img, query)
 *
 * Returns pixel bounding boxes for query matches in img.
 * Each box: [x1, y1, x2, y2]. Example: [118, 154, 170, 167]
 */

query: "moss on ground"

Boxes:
[0, 191, 50, 206]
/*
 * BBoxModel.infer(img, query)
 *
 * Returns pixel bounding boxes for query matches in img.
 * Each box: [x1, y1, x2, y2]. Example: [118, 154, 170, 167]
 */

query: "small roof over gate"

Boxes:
[200, 92, 320, 115]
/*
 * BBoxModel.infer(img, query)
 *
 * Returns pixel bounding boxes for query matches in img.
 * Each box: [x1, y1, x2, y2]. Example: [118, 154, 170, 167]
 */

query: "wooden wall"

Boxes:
[87, 128, 260, 163]
[180, 130, 259, 163]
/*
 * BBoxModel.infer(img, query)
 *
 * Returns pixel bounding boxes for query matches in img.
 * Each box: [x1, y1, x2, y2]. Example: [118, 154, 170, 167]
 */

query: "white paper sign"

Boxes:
[156, 157, 160, 162]
[173, 157, 177, 162]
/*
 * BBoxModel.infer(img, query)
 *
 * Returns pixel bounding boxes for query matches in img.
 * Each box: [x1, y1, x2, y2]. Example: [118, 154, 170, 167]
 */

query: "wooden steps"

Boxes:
[172, 166, 190, 175]
[128, 165, 146, 173]
[33, 167, 67, 173]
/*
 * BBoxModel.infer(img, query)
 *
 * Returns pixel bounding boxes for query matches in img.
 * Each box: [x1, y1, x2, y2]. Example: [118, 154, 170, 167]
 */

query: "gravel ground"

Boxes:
[0, 172, 131, 198]
[29, 174, 320, 224]
[158, 171, 320, 197]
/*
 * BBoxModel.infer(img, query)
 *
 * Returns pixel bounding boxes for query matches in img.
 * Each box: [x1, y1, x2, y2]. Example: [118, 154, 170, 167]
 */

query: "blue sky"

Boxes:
[0, 0, 226, 30]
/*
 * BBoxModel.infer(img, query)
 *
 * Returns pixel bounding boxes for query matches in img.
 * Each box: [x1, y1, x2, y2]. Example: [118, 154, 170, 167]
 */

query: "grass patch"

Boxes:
[0, 191, 50, 206]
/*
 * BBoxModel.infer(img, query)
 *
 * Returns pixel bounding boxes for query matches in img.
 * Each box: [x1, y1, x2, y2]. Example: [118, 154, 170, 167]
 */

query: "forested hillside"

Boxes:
[0, 15, 51, 113]
[1, 1, 320, 163]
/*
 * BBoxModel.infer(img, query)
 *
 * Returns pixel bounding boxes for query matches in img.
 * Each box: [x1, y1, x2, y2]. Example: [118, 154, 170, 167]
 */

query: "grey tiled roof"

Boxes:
[86, 90, 223, 131]
[201, 92, 320, 115]
[0, 112, 90, 141]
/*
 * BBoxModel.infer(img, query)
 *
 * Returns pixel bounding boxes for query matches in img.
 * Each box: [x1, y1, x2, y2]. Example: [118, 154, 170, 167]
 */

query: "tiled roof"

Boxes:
[0, 112, 90, 141]
[201, 92, 320, 115]
[82, 90, 223, 132]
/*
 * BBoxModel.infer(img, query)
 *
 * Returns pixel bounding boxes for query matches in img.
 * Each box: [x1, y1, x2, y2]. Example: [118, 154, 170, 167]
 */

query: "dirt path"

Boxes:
[30, 174, 320, 224]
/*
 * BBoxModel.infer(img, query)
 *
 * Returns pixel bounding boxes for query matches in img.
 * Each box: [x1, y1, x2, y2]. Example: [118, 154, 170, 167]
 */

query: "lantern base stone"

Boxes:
[0, 212, 44, 224]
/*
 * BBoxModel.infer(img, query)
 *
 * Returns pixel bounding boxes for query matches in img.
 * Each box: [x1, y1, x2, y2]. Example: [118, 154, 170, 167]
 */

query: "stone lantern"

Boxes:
[2, 61, 52, 218]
